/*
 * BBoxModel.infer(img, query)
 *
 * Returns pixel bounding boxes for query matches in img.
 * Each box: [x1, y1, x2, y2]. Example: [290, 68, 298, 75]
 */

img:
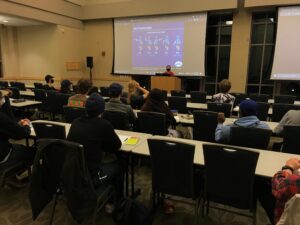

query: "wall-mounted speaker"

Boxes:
[86, 56, 93, 68]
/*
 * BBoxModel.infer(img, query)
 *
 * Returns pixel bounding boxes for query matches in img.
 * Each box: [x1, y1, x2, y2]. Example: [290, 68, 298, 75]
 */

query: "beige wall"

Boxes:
[245, 0, 300, 7]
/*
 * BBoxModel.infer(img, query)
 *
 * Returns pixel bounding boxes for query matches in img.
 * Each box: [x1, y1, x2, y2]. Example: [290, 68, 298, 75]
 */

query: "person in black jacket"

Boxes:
[67, 93, 123, 198]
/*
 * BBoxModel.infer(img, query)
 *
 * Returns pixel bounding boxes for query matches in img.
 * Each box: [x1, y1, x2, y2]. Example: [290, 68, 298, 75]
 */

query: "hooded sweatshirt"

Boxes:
[215, 115, 270, 143]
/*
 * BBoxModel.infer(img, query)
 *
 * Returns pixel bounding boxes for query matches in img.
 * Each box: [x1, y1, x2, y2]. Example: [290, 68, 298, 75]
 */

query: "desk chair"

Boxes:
[272, 104, 300, 122]
[0, 81, 9, 88]
[230, 126, 272, 149]
[136, 111, 167, 135]
[207, 102, 232, 118]
[33, 122, 66, 139]
[34, 82, 44, 89]
[8, 87, 20, 99]
[148, 139, 201, 224]
[193, 110, 218, 142]
[63, 106, 86, 123]
[203, 144, 259, 225]
[168, 96, 187, 114]
[274, 95, 296, 104]
[102, 110, 131, 130]
[170, 90, 186, 97]
[282, 125, 300, 154]
[47, 92, 70, 120]
[190, 91, 207, 103]
[161, 90, 168, 101]
[230, 93, 247, 107]
[256, 102, 270, 121]
[249, 94, 269, 103]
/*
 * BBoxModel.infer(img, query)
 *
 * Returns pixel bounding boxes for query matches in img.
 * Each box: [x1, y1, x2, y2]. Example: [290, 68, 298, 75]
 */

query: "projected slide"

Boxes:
[114, 13, 207, 76]
[132, 22, 184, 68]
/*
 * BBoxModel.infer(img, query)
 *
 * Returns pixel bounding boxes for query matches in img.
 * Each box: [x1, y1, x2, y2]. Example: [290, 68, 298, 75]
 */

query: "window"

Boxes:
[247, 11, 277, 96]
[205, 14, 233, 95]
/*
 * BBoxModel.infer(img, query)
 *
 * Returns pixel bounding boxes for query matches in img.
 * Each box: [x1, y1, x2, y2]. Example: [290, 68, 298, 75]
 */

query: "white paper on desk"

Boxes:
[174, 116, 180, 122]
[118, 135, 130, 144]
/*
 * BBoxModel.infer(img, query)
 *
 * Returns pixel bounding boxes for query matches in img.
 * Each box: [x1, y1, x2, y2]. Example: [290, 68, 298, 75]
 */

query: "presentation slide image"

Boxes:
[132, 22, 184, 68]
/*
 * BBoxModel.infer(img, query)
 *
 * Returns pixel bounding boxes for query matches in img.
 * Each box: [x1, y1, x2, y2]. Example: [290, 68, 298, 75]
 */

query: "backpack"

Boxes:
[113, 198, 153, 225]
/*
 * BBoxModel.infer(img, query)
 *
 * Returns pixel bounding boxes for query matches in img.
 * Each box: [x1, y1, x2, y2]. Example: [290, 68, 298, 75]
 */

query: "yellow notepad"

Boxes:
[125, 137, 139, 145]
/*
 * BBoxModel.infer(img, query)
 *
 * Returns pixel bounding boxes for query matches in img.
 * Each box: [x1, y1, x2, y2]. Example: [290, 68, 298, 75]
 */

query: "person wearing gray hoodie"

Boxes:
[215, 99, 270, 143]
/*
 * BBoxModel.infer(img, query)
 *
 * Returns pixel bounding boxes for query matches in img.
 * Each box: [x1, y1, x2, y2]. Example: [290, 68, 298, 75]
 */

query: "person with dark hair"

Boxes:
[215, 99, 270, 143]
[105, 82, 136, 124]
[60, 79, 73, 94]
[68, 79, 92, 107]
[212, 79, 235, 105]
[163, 65, 175, 76]
[43, 74, 56, 90]
[67, 93, 123, 199]
[87, 86, 99, 96]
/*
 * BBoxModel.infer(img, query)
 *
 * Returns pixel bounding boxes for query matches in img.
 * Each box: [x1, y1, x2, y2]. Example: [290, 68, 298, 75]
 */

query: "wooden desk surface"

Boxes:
[20, 90, 34, 97]
[10, 99, 41, 108]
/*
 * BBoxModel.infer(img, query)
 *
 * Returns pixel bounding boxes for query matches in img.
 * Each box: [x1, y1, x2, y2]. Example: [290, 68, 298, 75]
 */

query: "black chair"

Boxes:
[282, 125, 300, 154]
[202, 144, 259, 225]
[34, 82, 44, 89]
[32, 122, 66, 139]
[170, 90, 186, 97]
[29, 139, 114, 225]
[161, 90, 168, 101]
[137, 111, 167, 135]
[63, 106, 86, 123]
[8, 87, 20, 99]
[274, 95, 296, 104]
[193, 110, 218, 142]
[167, 96, 187, 113]
[230, 126, 272, 149]
[148, 139, 201, 224]
[230, 93, 247, 107]
[33, 89, 49, 118]
[249, 94, 269, 103]
[190, 91, 207, 103]
[207, 102, 232, 118]
[256, 102, 270, 121]
[102, 110, 130, 130]
[15, 82, 26, 91]
[272, 104, 300, 122]
[100, 87, 110, 97]
[0, 81, 9, 88]
[47, 92, 70, 120]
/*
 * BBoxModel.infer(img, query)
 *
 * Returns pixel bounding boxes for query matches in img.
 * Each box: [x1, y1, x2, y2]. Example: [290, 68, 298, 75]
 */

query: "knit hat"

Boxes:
[239, 99, 258, 116]
[109, 83, 123, 97]
[85, 93, 105, 116]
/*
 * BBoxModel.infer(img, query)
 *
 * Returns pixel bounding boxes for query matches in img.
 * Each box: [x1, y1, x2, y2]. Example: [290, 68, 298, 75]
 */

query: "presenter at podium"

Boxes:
[163, 65, 175, 76]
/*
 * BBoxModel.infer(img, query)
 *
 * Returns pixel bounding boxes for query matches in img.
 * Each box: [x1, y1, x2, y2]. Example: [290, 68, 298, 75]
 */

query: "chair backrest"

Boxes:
[0, 81, 9, 88]
[34, 82, 44, 89]
[203, 144, 259, 210]
[16, 82, 26, 91]
[102, 110, 130, 130]
[272, 104, 300, 122]
[161, 90, 168, 101]
[274, 95, 296, 104]
[249, 94, 269, 103]
[207, 102, 232, 117]
[100, 87, 110, 97]
[230, 126, 272, 149]
[47, 92, 70, 114]
[282, 125, 300, 154]
[190, 91, 207, 103]
[167, 96, 187, 114]
[148, 139, 196, 198]
[137, 111, 167, 135]
[33, 89, 47, 102]
[8, 87, 20, 99]
[193, 110, 218, 142]
[32, 122, 66, 139]
[230, 93, 247, 107]
[170, 90, 186, 97]
[256, 102, 270, 121]
[63, 106, 86, 123]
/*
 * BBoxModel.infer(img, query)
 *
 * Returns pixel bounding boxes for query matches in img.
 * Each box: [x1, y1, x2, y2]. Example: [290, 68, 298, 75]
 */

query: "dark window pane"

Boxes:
[253, 12, 267, 23]
[205, 83, 216, 95]
[267, 11, 277, 20]
[247, 85, 259, 94]
[220, 26, 232, 44]
[280, 81, 300, 100]
[205, 47, 218, 82]
[252, 24, 265, 44]
[260, 86, 274, 96]
[218, 46, 231, 81]
[248, 46, 263, 84]
[206, 27, 219, 45]
[220, 14, 233, 25]
[207, 15, 220, 26]
[266, 23, 276, 44]
[262, 45, 275, 84]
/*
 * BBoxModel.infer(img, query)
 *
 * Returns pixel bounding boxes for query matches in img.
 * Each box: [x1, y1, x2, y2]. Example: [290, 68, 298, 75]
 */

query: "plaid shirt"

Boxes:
[272, 170, 300, 224]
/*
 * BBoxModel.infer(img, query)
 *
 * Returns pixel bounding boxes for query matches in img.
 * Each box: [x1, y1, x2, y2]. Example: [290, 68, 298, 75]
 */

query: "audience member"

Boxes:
[163, 65, 175, 76]
[212, 79, 235, 105]
[68, 79, 92, 107]
[105, 83, 136, 125]
[67, 93, 123, 199]
[272, 157, 300, 224]
[274, 109, 300, 136]
[60, 79, 73, 94]
[215, 99, 270, 143]
[127, 80, 149, 109]
[43, 74, 56, 90]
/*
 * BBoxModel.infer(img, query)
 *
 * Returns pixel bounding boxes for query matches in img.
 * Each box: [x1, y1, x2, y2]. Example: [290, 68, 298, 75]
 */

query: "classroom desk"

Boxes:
[132, 135, 298, 178]
[20, 90, 35, 97]
[10, 99, 41, 108]
[233, 106, 273, 115]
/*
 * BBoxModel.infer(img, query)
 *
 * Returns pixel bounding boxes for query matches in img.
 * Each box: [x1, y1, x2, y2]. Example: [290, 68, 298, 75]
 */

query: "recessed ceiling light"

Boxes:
[3, 20, 8, 23]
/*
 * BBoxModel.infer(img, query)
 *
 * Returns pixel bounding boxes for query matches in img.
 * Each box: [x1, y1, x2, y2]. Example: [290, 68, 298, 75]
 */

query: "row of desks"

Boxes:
[30, 120, 296, 178]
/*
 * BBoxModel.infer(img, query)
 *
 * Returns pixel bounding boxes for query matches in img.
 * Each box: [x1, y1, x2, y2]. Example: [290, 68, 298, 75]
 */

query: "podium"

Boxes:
[151, 76, 181, 92]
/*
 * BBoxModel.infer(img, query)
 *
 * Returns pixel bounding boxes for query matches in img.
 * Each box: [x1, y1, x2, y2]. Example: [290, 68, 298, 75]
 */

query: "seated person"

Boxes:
[68, 79, 92, 107]
[215, 99, 270, 143]
[274, 109, 300, 136]
[0, 90, 35, 185]
[272, 157, 300, 224]
[163, 65, 175, 76]
[212, 79, 235, 105]
[141, 88, 180, 137]
[60, 79, 73, 95]
[43, 74, 56, 90]
[105, 83, 136, 125]
[127, 80, 149, 109]
[67, 93, 123, 199]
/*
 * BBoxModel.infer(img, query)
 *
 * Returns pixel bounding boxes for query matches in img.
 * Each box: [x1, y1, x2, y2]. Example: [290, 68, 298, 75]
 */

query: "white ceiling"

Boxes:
[0, 14, 44, 26]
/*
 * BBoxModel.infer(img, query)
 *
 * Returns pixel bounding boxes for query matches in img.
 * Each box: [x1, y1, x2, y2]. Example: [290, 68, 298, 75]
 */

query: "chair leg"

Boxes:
[49, 193, 58, 225]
